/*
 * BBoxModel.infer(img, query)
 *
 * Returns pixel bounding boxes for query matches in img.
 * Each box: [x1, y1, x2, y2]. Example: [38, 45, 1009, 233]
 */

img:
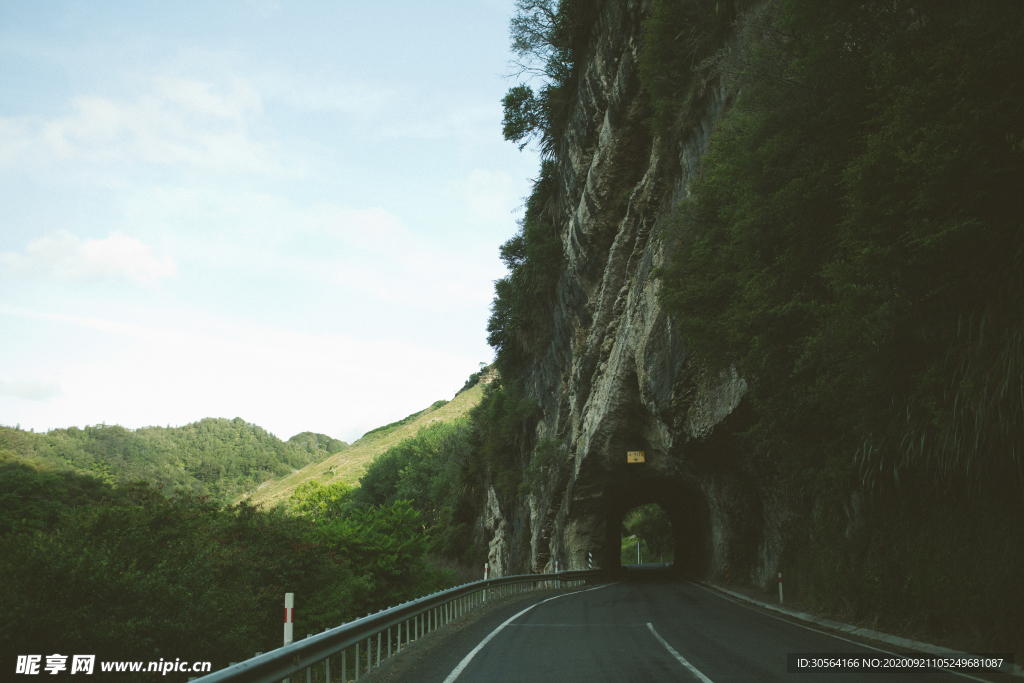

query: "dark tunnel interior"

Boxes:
[601, 470, 711, 580]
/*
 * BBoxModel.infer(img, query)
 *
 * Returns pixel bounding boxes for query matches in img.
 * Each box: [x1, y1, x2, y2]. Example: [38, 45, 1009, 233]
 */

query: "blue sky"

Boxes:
[0, 0, 539, 442]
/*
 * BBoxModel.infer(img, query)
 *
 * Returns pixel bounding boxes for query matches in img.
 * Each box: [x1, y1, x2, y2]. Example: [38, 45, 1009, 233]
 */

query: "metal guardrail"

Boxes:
[193, 569, 602, 683]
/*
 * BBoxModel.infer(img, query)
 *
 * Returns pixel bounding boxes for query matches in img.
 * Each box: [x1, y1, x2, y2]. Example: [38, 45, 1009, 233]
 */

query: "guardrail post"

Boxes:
[306, 634, 313, 683]
[319, 634, 329, 683]
[355, 642, 360, 681]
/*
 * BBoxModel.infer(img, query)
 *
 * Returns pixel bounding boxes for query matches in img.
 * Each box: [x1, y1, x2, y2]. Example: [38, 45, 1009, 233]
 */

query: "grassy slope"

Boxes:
[241, 383, 485, 508]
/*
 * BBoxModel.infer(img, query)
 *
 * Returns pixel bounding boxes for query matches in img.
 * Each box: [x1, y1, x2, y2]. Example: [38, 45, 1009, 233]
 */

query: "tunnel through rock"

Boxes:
[600, 473, 710, 580]
[620, 503, 674, 565]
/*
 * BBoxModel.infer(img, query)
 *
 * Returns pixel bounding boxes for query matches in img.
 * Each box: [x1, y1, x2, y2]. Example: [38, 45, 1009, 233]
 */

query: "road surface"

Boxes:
[390, 575, 1010, 683]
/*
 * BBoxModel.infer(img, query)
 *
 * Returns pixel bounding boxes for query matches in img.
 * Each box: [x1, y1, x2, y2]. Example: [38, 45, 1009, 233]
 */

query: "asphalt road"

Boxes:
[383, 575, 1012, 683]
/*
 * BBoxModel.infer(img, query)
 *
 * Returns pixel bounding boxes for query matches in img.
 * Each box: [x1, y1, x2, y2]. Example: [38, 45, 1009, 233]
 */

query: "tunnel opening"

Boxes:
[601, 473, 711, 581]
[620, 503, 674, 566]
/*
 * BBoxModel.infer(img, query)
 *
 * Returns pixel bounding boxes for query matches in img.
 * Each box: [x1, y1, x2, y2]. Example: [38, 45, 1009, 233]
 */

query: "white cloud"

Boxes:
[0, 231, 175, 283]
[0, 51, 500, 186]
[156, 76, 261, 121]
[258, 71, 395, 118]
[248, 0, 281, 18]
[0, 75, 279, 175]
[301, 204, 412, 252]
[0, 117, 33, 165]
[0, 379, 63, 402]
[0, 307, 476, 441]
[120, 185, 502, 307]
[374, 100, 499, 142]
[450, 168, 522, 227]
[255, 65, 499, 142]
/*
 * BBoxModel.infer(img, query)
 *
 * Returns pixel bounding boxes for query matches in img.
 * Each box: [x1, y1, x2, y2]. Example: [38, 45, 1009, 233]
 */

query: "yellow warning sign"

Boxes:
[627, 451, 645, 463]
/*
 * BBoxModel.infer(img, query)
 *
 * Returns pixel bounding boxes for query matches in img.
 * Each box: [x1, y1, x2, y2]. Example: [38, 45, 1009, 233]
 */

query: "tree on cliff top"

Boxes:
[502, 0, 597, 155]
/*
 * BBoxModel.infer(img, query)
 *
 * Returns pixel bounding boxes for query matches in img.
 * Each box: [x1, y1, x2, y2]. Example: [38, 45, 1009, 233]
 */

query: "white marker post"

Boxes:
[588, 552, 593, 570]
[483, 563, 489, 601]
[778, 573, 783, 604]
[284, 593, 294, 646]
[554, 560, 559, 588]
[282, 593, 294, 683]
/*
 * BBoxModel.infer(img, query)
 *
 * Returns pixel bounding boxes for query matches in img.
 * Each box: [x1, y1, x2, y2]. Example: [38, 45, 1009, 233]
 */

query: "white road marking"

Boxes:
[441, 584, 610, 683]
[646, 623, 716, 683]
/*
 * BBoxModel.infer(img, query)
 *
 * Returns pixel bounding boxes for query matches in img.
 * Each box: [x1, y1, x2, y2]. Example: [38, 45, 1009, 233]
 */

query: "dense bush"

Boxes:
[487, 161, 565, 381]
[471, 380, 543, 505]
[657, 0, 1024, 493]
[622, 504, 674, 563]
[638, 0, 737, 143]
[353, 418, 483, 562]
[654, 0, 1024, 648]
[287, 431, 349, 455]
[0, 455, 448, 676]
[288, 479, 355, 520]
[519, 436, 562, 498]
[350, 375, 548, 566]
[0, 418, 341, 501]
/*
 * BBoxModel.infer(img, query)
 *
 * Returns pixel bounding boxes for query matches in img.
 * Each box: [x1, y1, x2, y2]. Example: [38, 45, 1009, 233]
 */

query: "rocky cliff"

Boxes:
[480, 0, 781, 588]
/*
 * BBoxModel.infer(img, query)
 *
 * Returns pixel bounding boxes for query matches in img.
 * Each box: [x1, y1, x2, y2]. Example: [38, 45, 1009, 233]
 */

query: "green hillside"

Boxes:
[244, 380, 489, 508]
[0, 418, 346, 501]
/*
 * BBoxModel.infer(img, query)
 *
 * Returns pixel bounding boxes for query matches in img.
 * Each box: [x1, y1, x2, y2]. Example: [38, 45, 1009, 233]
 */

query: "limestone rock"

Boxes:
[480, 0, 783, 588]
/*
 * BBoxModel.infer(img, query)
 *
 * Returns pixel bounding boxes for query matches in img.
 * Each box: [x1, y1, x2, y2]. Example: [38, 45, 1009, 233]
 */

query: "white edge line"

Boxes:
[693, 583, 1002, 683]
[646, 622, 715, 683]
[441, 583, 611, 683]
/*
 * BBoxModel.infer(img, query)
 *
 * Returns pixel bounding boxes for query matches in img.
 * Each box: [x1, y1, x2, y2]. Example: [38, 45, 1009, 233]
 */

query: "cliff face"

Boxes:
[480, 0, 782, 587]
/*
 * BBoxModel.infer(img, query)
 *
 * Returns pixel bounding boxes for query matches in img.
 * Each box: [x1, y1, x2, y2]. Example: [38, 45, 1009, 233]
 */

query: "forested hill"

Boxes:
[0, 419, 347, 501]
